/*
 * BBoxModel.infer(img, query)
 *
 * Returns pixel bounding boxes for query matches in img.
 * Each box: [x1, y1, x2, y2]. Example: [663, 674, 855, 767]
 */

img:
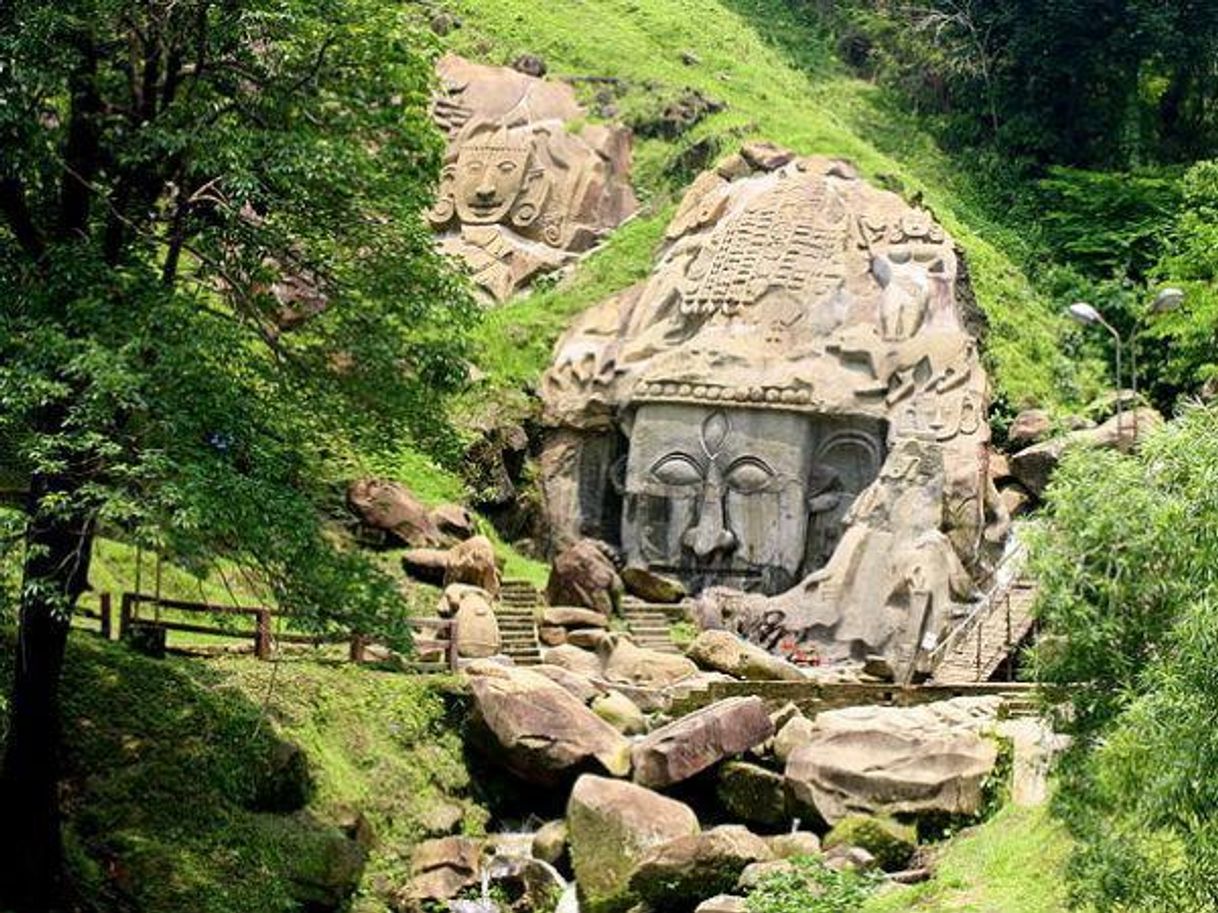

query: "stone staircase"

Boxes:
[497, 578, 543, 666]
[930, 579, 1039, 684]
[620, 598, 686, 655]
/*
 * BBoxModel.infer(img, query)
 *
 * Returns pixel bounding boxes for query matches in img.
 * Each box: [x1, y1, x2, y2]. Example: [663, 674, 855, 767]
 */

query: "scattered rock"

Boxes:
[429, 12, 461, 35]
[1010, 407, 1163, 497]
[766, 831, 821, 859]
[601, 634, 700, 689]
[629, 825, 773, 911]
[291, 831, 365, 911]
[592, 690, 648, 735]
[716, 761, 789, 828]
[543, 644, 604, 678]
[530, 663, 605, 704]
[680, 49, 702, 66]
[512, 53, 547, 78]
[568, 628, 610, 650]
[544, 606, 610, 628]
[546, 539, 624, 616]
[401, 548, 450, 585]
[430, 503, 476, 541]
[687, 630, 807, 682]
[823, 844, 877, 872]
[740, 140, 794, 171]
[621, 566, 687, 603]
[347, 478, 443, 548]
[823, 815, 916, 872]
[999, 483, 1032, 517]
[695, 895, 748, 913]
[568, 775, 700, 913]
[988, 450, 1011, 481]
[532, 819, 570, 870]
[466, 662, 631, 784]
[632, 89, 726, 140]
[252, 740, 313, 813]
[539, 624, 568, 647]
[1007, 409, 1052, 447]
[444, 535, 501, 598]
[404, 836, 482, 904]
[772, 715, 816, 765]
[632, 696, 774, 789]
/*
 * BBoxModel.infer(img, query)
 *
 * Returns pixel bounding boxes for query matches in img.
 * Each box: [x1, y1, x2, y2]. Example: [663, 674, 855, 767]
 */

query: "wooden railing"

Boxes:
[106, 592, 458, 672]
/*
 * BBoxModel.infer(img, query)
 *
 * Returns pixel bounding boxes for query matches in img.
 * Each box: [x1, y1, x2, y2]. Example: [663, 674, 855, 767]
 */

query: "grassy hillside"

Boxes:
[443, 0, 1092, 418]
[862, 804, 1072, 913]
[7, 633, 485, 913]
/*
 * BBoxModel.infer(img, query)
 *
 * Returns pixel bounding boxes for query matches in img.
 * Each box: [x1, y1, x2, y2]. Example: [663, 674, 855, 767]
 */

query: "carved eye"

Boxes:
[651, 454, 703, 487]
[467, 160, 484, 174]
[724, 457, 776, 494]
[498, 160, 518, 174]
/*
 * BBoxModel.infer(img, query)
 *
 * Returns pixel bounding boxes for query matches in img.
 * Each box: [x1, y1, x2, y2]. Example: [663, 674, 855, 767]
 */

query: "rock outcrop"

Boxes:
[443, 535, 501, 598]
[629, 825, 773, 911]
[546, 539, 624, 615]
[687, 629, 807, 682]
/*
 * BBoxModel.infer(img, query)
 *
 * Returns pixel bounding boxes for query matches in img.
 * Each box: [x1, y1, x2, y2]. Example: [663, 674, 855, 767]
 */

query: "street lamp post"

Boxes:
[1066, 289, 1184, 441]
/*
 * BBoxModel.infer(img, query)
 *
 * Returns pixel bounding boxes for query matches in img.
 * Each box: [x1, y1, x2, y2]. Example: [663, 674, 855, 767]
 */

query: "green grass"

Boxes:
[861, 805, 1072, 913]
[443, 0, 1084, 414]
[14, 633, 485, 913]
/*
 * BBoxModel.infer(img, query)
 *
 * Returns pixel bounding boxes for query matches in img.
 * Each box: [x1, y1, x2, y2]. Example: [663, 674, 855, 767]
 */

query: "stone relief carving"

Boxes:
[538, 148, 1008, 674]
[427, 56, 638, 303]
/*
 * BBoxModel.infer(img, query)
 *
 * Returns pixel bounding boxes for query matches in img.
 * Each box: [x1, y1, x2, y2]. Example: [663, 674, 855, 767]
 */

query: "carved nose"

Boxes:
[475, 180, 497, 200]
[681, 488, 738, 560]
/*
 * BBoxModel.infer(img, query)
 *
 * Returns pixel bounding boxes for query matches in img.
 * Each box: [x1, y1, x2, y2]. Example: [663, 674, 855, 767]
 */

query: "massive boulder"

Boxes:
[567, 775, 700, 913]
[546, 539, 624, 615]
[716, 761, 789, 828]
[428, 55, 637, 303]
[346, 478, 443, 548]
[466, 662, 631, 784]
[538, 149, 1007, 678]
[632, 696, 774, 788]
[629, 825, 774, 912]
[687, 630, 807, 682]
[784, 698, 1002, 823]
[444, 534, 501, 598]
[401, 547, 450, 585]
[621, 566, 687, 603]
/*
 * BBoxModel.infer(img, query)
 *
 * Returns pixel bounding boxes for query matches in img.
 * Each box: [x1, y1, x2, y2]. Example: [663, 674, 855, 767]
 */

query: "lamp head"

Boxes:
[1067, 302, 1103, 325]
[1151, 288, 1185, 313]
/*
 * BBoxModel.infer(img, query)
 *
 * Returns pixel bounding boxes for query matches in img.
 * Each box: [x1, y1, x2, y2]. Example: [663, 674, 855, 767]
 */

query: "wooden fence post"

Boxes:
[446, 619, 459, 673]
[349, 633, 366, 664]
[119, 593, 134, 640]
[99, 593, 112, 640]
[254, 608, 272, 661]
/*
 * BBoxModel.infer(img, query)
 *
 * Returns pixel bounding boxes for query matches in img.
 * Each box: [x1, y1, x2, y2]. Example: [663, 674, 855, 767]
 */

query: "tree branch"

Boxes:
[56, 37, 103, 241]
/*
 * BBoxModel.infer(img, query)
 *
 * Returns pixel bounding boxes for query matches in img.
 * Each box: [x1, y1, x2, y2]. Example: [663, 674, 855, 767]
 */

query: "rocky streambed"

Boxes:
[398, 637, 1057, 913]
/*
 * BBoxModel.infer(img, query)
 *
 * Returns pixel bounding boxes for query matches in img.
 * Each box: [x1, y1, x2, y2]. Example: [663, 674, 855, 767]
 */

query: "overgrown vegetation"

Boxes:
[0, 633, 483, 913]
[747, 855, 883, 913]
[1030, 404, 1218, 910]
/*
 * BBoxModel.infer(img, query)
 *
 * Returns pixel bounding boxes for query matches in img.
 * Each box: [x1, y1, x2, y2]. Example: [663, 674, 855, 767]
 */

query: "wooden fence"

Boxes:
[78, 592, 458, 672]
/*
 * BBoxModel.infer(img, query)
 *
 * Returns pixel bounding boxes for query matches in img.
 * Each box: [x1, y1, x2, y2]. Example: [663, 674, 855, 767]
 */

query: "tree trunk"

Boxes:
[0, 477, 93, 912]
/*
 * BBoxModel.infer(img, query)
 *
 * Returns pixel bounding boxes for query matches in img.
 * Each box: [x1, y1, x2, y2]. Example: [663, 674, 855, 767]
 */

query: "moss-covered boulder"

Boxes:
[716, 761, 788, 828]
[822, 815, 916, 872]
[629, 825, 774, 911]
[568, 775, 700, 913]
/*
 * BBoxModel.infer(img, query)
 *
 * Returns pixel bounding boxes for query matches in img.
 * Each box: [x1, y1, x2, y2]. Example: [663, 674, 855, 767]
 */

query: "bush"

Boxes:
[1030, 404, 1218, 910]
[746, 855, 882, 913]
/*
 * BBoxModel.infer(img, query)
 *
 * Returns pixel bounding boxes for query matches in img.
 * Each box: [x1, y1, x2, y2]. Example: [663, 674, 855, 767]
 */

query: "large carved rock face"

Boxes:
[539, 151, 1008, 671]
[428, 56, 638, 303]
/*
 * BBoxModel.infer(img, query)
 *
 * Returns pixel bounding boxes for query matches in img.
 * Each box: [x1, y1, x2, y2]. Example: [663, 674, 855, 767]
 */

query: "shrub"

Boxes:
[746, 855, 882, 913]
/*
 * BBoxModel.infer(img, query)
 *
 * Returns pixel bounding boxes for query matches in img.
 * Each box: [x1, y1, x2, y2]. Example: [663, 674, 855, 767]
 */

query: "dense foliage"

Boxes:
[0, 0, 475, 905]
[746, 856, 882, 913]
[1030, 405, 1218, 911]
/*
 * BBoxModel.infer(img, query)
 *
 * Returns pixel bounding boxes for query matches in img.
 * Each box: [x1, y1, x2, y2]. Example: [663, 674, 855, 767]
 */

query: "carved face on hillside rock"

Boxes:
[538, 148, 1010, 673]
[427, 56, 638, 303]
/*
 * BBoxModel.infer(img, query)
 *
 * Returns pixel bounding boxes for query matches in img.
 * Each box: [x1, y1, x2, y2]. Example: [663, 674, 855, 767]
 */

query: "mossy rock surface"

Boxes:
[823, 815, 916, 872]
